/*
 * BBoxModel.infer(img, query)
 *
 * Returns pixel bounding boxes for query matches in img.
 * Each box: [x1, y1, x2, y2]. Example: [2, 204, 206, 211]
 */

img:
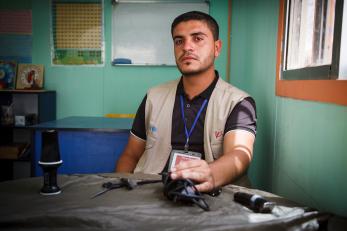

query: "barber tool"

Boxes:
[234, 191, 275, 213]
[207, 187, 222, 197]
[38, 130, 63, 195]
[91, 178, 162, 199]
[161, 172, 210, 211]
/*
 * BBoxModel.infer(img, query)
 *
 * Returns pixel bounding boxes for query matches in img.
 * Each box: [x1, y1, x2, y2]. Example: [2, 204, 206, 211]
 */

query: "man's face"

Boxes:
[172, 20, 221, 76]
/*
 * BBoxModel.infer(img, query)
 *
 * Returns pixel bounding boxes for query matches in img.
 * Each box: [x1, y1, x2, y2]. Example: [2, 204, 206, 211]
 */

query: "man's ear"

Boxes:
[214, 40, 222, 57]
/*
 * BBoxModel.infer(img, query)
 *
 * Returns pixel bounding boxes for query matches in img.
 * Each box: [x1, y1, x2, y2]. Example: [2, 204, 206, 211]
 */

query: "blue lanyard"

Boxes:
[180, 95, 208, 152]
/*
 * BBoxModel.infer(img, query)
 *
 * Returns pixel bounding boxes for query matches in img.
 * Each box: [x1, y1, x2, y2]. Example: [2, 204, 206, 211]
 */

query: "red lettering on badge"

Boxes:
[215, 131, 223, 139]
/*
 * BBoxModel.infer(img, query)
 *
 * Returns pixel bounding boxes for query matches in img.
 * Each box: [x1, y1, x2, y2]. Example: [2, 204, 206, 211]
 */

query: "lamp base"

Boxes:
[40, 185, 61, 195]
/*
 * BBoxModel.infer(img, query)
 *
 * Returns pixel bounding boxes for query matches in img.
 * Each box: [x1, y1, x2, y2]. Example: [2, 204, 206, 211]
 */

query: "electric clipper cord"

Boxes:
[161, 172, 210, 211]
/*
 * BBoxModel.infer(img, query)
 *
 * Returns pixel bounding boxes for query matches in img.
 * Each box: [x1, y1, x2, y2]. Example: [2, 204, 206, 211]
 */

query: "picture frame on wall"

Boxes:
[16, 64, 44, 90]
[0, 60, 17, 90]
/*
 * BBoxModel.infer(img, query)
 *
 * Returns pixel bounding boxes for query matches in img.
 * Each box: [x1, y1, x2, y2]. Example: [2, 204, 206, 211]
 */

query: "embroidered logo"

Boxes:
[150, 126, 157, 133]
[214, 130, 223, 139]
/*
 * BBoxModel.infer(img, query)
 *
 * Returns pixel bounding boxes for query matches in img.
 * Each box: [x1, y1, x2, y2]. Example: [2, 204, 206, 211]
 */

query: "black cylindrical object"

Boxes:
[234, 192, 275, 213]
[38, 130, 63, 195]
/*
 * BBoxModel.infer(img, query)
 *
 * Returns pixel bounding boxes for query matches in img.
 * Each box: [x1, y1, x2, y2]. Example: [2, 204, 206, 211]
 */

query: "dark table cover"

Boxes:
[0, 173, 329, 231]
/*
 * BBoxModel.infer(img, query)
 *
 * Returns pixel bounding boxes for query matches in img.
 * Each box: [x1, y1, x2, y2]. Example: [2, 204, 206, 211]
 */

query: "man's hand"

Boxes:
[170, 130, 255, 192]
[170, 159, 215, 192]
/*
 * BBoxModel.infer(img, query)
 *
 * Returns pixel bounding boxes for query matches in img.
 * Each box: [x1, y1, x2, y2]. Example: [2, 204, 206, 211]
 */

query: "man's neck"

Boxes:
[182, 68, 216, 100]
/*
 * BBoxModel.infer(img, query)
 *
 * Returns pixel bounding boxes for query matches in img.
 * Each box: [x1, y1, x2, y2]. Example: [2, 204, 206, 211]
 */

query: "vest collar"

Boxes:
[176, 70, 220, 100]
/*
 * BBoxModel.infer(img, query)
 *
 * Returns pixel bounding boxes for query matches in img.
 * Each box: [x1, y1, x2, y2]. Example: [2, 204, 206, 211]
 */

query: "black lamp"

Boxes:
[38, 130, 63, 195]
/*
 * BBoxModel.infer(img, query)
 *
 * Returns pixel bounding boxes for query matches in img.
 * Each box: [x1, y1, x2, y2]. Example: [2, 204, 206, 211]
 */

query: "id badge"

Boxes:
[168, 149, 202, 171]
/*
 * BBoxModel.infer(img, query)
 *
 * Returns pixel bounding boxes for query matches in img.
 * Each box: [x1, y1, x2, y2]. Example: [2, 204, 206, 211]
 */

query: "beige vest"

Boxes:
[134, 77, 249, 180]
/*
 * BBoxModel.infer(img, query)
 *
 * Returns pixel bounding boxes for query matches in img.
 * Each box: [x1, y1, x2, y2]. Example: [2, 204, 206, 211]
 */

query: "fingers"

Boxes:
[195, 181, 214, 192]
[170, 159, 206, 180]
[171, 159, 202, 172]
[171, 168, 203, 181]
[170, 159, 215, 192]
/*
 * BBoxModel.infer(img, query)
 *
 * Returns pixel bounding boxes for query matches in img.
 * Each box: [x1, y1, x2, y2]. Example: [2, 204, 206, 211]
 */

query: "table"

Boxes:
[31, 116, 133, 176]
[0, 173, 331, 231]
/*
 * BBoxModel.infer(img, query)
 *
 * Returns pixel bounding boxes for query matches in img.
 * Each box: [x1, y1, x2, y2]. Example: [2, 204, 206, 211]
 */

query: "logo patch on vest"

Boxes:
[150, 126, 157, 133]
[214, 130, 223, 139]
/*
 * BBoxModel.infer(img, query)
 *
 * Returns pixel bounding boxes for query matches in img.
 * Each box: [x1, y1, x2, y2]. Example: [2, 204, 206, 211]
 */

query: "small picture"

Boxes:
[0, 60, 17, 90]
[16, 64, 44, 90]
[1, 104, 14, 126]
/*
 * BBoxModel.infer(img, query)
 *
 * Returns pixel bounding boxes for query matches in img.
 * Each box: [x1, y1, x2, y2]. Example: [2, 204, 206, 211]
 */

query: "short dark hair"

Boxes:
[171, 11, 219, 41]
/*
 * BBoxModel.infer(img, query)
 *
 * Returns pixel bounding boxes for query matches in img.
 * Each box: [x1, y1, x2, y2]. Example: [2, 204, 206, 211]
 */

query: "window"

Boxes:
[283, 0, 342, 79]
[276, 0, 347, 105]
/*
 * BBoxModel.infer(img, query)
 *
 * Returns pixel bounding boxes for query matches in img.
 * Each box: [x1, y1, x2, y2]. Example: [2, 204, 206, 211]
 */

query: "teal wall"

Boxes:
[230, 0, 347, 217]
[28, 0, 230, 119]
[3, 0, 347, 217]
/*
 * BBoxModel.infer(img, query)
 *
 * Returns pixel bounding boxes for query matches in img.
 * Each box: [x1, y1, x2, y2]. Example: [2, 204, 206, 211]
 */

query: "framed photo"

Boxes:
[0, 60, 17, 90]
[16, 64, 44, 90]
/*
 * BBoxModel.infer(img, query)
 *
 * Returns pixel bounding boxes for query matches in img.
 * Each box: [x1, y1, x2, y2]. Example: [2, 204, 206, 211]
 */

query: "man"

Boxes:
[116, 11, 256, 193]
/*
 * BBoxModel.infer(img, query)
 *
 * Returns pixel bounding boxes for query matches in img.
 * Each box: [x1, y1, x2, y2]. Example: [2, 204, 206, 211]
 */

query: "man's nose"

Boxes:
[183, 39, 194, 51]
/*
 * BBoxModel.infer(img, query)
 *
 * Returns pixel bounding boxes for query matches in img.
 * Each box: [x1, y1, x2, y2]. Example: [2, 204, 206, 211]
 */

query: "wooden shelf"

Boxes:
[0, 89, 54, 93]
[0, 143, 30, 160]
[0, 90, 56, 180]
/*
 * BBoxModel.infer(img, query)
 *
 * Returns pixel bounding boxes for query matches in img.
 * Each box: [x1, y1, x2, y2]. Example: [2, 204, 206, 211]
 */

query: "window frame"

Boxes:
[276, 0, 347, 106]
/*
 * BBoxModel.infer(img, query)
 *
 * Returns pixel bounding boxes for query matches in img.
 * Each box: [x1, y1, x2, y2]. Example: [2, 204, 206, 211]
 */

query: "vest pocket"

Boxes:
[145, 132, 157, 150]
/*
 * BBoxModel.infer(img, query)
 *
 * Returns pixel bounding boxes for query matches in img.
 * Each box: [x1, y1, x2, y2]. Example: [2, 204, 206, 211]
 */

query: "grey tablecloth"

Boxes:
[0, 173, 327, 231]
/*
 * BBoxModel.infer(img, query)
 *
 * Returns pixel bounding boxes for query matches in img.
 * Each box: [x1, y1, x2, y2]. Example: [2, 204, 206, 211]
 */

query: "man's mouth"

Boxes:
[180, 55, 198, 62]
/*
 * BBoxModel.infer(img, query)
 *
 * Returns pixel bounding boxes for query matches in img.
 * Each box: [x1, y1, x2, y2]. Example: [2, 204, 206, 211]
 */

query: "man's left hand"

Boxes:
[170, 159, 214, 192]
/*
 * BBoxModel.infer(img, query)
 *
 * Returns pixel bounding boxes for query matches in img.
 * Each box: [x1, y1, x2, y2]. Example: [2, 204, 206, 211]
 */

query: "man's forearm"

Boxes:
[170, 130, 254, 192]
[209, 148, 252, 188]
[210, 130, 254, 188]
[115, 153, 138, 173]
[115, 134, 146, 173]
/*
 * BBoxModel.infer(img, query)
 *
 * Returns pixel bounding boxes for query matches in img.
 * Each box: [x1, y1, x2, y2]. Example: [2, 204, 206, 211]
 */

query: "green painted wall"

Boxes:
[230, 0, 347, 217]
[3, 0, 347, 217]
[28, 0, 230, 119]
[230, 0, 279, 193]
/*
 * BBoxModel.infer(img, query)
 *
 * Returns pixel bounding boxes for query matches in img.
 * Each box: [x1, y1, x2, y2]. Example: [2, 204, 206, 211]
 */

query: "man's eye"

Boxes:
[175, 39, 183, 45]
[194, 36, 203, 42]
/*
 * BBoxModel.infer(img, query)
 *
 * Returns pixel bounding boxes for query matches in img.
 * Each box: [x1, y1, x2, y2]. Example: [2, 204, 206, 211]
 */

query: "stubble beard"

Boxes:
[176, 54, 215, 77]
